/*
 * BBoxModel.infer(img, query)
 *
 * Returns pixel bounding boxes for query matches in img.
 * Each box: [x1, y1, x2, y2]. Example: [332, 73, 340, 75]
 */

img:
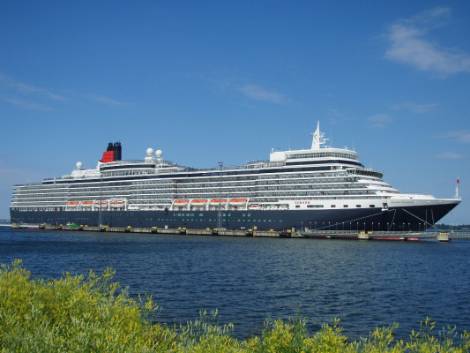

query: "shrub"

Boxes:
[0, 260, 469, 353]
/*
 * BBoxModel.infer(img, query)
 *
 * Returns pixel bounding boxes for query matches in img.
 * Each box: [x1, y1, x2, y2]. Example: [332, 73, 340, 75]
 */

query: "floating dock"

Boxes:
[9, 223, 470, 242]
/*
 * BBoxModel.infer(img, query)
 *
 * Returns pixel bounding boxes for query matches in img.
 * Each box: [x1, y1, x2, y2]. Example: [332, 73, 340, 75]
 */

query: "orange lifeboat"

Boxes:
[66, 201, 79, 207]
[110, 199, 125, 208]
[174, 199, 189, 205]
[81, 200, 94, 207]
[190, 199, 208, 204]
[229, 198, 248, 204]
[210, 198, 227, 204]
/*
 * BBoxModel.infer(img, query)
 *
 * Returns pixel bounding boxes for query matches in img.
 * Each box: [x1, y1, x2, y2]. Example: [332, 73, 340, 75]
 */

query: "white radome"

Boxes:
[155, 149, 162, 158]
[75, 161, 83, 170]
[146, 147, 154, 156]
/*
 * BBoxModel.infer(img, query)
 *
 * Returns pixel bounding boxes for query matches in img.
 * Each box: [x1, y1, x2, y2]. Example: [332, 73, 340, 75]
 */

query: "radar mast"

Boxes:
[311, 121, 327, 150]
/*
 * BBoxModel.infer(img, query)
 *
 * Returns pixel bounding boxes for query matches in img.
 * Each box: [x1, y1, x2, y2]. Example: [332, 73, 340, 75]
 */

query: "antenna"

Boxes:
[455, 178, 461, 199]
[311, 121, 327, 150]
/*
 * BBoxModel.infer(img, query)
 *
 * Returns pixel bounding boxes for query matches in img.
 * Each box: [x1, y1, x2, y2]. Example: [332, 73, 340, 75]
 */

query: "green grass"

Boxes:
[0, 260, 469, 352]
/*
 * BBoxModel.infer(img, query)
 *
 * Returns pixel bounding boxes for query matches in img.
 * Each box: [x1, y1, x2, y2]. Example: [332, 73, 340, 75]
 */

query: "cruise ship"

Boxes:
[10, 123, 460, 232]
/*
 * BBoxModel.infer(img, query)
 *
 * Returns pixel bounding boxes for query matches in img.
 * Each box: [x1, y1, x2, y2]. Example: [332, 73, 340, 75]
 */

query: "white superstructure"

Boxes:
[11, 122, 459, 215]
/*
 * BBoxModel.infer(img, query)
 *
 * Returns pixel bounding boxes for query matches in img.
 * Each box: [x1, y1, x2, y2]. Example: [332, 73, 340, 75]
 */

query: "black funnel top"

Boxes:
[114, 142, 122, 161]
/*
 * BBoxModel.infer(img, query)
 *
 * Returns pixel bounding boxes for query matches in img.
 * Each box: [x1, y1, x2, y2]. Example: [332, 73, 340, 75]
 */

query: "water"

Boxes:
[1, 227, 470, 338]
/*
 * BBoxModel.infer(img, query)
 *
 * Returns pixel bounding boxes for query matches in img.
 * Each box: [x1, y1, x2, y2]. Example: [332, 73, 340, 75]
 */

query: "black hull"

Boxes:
[10, 202, 458, 232]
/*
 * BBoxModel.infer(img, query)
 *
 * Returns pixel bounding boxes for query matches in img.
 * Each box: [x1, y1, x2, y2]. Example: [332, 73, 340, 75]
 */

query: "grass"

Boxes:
[0, 260, 469, 352]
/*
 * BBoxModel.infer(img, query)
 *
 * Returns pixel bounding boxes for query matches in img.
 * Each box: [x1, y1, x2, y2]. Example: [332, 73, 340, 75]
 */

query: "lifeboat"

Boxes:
[190, 199, 208, 204]
[81, 200, 94, 207]
[210, 198, 227, 204]
[174, 199, 189, 205]
[248, 204, 261, 210]
[229, 198, 248, 204]
[110, 199, 126, 208]
[95, 200, 109, 208]
[66, 201, 79, 207]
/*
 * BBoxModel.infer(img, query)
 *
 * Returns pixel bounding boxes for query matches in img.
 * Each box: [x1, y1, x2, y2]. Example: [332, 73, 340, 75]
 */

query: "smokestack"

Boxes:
[101, 142, 116, 163]
[114, 142, 122, 160]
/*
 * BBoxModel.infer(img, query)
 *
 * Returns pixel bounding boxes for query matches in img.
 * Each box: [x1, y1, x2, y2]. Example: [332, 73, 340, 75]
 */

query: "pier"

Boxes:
[8, 223, 470, 242]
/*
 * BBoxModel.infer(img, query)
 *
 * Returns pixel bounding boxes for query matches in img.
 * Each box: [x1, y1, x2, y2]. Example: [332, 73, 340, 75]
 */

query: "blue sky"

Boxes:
[0, 1, 469, 223]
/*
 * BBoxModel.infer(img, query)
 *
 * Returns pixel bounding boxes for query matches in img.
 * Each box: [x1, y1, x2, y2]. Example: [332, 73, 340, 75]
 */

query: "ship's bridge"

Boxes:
[270, 147, 358, 163]
[269, 122, 361, 167]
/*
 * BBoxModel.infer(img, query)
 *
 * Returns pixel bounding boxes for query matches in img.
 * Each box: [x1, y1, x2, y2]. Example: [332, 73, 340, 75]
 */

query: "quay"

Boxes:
[8, 223, 470, 242]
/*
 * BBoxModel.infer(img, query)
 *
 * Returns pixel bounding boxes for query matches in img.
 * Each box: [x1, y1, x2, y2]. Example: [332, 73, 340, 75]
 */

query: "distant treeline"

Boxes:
[436, 224, 470, 231]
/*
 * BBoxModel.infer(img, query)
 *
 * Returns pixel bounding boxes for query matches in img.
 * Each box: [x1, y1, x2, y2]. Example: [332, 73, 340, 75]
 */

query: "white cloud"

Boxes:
[435, 152, 463, 160]
[12, 82, 66, 101]
[385, 7, 470, 76]
[89, 95, 125, 106]
[368, 113, 392, 128]
[444, 130, 470, 143]
[238, 84, 288, 104]
[392, 102, 438, 113]
[1, 97, 53, 112]
[0, 73, 66, 101]
[0, 72, 127, 111]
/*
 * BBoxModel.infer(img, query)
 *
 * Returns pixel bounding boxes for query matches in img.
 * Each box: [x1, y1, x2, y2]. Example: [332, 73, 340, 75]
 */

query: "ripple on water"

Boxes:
[1, 228, 470, 338]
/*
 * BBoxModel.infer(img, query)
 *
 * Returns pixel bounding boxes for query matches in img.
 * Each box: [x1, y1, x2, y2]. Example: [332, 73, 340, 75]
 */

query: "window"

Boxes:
[343, 205, 349, 208]
[356, 205, 361, 208]
[369, 205, 375, 208]
[331, 205, 336, 208]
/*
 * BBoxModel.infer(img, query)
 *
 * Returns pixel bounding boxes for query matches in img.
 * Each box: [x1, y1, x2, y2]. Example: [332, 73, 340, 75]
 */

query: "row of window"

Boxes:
[11, 194, 388, 209]
[288, 152, 357, 160]
[15, 172, 387, 195]
[19, 170, 362, 192]
[15, 178, 370, 198]
[16, 178, 382, 199]
[302, 204, 377, 209]
[13, 188, 377, 205]
[102, 169, 156, 177]
[17, 170, 385, 196]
